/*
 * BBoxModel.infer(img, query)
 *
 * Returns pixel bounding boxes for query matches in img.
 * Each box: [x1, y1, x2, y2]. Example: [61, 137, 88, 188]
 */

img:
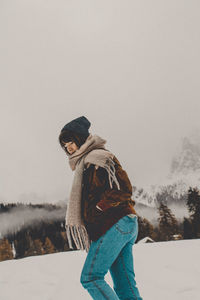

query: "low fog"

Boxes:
[0, 205, 66, 238]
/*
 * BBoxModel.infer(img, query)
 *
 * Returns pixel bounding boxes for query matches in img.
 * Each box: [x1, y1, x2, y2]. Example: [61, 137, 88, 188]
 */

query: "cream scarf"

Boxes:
[65, 133, 120, 253]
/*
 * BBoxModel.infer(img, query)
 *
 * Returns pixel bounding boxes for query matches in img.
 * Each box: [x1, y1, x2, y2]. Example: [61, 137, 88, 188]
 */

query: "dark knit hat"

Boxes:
[59, 116, 91, 153]
[61, 116, 91, 137]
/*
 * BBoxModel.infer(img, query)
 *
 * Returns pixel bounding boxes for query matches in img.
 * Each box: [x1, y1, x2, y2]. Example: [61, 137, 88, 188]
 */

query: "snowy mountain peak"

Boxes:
[133, 132, 200, 210]
[170, 135, 200, 176]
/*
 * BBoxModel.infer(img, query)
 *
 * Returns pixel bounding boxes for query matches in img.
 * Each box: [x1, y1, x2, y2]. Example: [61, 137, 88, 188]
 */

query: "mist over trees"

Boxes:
[0, 203, 73, 262]
[1, 185, 200, 262]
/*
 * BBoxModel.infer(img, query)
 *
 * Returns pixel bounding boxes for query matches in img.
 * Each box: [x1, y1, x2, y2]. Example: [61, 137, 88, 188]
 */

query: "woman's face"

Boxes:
[63, 141, 79, 155]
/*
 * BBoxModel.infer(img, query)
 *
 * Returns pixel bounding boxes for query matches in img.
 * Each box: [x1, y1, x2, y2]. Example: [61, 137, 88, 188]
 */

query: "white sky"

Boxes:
[1, 0, 200, 203]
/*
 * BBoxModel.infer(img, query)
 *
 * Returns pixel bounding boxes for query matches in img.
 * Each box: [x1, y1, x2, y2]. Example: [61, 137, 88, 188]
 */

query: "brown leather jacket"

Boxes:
[81, 155, 137, 241]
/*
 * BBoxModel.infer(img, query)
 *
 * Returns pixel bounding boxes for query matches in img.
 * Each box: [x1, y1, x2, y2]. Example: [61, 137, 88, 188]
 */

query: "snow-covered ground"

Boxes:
[0, 239, 199, 300]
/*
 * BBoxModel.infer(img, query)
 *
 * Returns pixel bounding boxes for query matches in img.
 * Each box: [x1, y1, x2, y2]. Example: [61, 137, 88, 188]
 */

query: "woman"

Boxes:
[58, 116, 143, 300]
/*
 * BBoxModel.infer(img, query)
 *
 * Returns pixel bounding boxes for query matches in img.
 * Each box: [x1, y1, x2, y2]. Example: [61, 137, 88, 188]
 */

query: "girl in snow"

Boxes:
[58, 115, 143, 300]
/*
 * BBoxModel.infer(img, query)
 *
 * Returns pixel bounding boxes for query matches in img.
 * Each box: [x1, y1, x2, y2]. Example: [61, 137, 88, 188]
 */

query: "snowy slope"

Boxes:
[0, 239, 199, 300]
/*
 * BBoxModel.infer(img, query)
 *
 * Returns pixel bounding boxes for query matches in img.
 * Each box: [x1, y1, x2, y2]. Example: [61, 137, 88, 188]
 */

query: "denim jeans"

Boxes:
[80, 214, 143, 300]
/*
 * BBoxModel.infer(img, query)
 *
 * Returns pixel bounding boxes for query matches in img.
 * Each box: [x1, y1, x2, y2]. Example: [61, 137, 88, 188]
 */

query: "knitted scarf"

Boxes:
[65, 133, 120, 253]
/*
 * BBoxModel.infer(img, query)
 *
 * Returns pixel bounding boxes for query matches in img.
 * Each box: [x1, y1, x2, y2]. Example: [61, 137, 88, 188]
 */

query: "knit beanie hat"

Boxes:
[61, 116, 91, 136]
[59, 116, 91, 153]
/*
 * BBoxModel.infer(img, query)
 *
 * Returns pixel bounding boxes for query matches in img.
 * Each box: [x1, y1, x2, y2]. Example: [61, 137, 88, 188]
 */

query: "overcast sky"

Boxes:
[1, 0, 200, 204]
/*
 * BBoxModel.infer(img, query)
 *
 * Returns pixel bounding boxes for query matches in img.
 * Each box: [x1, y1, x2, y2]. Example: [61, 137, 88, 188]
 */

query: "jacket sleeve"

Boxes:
[87, 163, 133, 212]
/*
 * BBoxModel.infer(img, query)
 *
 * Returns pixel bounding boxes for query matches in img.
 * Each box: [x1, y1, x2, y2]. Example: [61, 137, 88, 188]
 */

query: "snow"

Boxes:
[11, 242, 16, 259]
[137, 236, 154, 243]
[0, 239, 200, 300]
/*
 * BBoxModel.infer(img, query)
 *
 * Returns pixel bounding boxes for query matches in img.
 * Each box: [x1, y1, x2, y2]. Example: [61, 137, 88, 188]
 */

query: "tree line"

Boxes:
[0, 186, 200, 262]
[136, 186, 200, 242]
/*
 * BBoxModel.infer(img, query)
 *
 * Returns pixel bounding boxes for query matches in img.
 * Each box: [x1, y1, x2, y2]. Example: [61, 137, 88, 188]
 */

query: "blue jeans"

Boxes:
[80, 214, 143, 300]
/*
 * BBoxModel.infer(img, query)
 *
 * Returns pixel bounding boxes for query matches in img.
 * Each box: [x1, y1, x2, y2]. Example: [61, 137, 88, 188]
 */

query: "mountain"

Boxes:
[170, 135, 200, 176]
[133, 133, 200, 219]
[166, 133, 200, 192]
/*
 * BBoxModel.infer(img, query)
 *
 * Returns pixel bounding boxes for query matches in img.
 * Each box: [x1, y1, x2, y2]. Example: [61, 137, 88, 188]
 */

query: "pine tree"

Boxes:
[60, 232, 70, 251]
[186, 187, 200, 238]
[24, 233, 37, 257]
[137, 216, 154, 242]
[43, 237, 56, 254]
[34, 239, 45, 255]
[183, 217, 193, 239]
[0, 238, 14, 261]
[157, 202, 179, 241]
